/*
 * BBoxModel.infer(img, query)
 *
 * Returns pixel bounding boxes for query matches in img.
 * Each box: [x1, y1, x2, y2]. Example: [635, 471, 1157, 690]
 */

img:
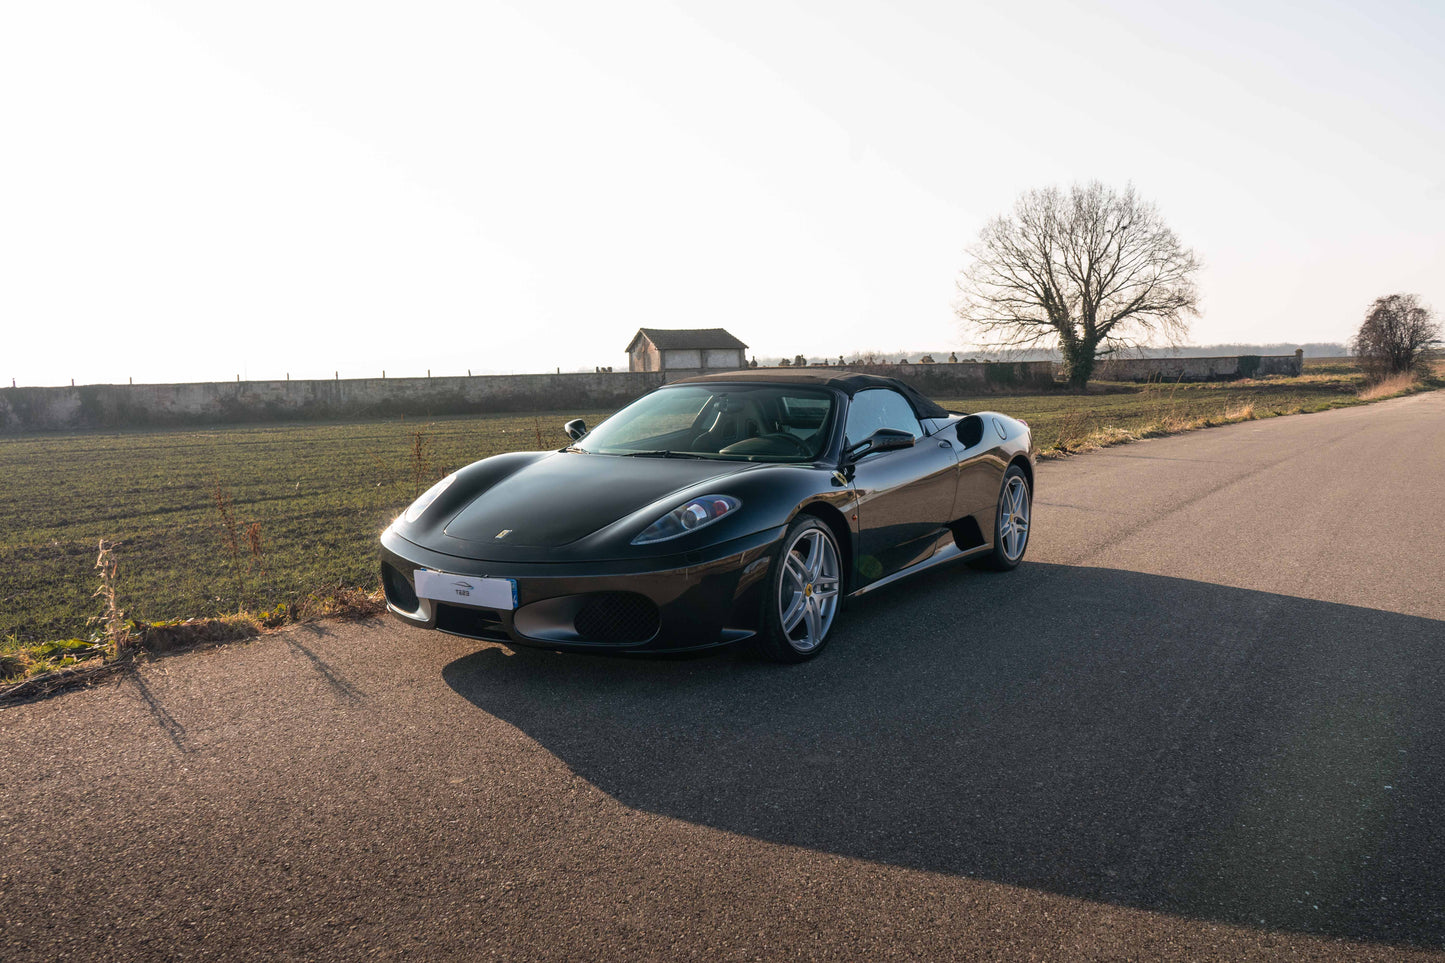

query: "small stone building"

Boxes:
[626, 328, 749, 374]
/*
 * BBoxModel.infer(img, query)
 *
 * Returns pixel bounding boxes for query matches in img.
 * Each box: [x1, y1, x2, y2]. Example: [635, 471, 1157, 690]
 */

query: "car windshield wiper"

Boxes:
[617, 449, 707, 459]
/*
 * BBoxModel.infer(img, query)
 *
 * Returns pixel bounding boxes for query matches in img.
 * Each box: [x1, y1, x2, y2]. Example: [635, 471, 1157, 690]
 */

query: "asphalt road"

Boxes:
[3, 391, 1443, 962]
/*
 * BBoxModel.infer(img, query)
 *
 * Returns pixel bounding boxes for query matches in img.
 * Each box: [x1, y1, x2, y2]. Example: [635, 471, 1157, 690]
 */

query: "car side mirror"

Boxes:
[845, 427, 915, 462]
[564, 418, 588, 441]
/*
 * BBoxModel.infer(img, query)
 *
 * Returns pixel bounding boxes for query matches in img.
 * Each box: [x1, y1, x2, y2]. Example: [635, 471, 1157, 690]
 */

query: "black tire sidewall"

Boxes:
[984, 465, 1030, 571]
[756, 515, 839, 663]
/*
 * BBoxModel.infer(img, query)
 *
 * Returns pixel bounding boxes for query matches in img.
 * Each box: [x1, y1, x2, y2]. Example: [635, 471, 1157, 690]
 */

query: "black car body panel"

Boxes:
[379, 370, 1034, 654]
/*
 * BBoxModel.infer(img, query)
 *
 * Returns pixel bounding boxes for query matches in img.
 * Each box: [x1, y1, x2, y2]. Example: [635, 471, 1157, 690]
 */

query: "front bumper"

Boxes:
[378, 525, 783, 653]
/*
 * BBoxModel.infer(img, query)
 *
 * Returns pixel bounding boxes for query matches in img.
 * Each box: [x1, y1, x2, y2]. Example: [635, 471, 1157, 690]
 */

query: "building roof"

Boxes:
[626, 327, 749, 352]
[671, 368, 949, 419]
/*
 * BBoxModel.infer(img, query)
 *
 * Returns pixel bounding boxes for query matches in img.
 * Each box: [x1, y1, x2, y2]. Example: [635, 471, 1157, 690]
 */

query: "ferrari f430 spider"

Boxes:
[380, 370, 1033, 662]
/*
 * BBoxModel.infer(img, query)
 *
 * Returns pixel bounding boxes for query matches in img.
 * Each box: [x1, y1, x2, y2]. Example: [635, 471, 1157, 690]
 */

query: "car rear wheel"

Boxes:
[756, 516, 842, 663]
[970, 465, 1031, 572]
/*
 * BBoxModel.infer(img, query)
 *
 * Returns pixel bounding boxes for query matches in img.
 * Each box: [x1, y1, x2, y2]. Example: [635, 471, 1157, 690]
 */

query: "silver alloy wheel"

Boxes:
[777, 526, 841, 653]
[998, 474, 1031, 563]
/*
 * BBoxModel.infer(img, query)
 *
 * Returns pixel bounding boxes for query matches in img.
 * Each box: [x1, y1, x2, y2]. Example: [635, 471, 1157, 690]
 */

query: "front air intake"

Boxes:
[435, 604, 510, 643]
[573, 593, 661, 644]
[381, 562, 419, 612]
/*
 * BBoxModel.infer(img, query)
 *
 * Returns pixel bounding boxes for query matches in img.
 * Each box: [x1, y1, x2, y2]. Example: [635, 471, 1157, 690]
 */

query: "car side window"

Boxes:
[844, 389, 923, 446]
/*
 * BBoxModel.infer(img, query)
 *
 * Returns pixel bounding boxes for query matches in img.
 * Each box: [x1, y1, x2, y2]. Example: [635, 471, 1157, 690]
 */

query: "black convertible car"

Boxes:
[379, 370, 1033, 662]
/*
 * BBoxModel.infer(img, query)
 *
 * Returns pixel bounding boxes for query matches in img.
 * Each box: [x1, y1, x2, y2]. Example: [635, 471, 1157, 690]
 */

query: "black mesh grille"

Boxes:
[436, 604, 510, 643]
[573, 593, 660, 644]
[381, 562, 419, 611]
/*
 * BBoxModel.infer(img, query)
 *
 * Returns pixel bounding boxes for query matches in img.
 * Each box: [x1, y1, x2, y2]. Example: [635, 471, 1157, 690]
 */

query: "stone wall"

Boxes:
[827, 361, 1058, 396]
[0, 360, 1058, 433]
[0, 372, 662, 433]
[0, 354, 1288, 433]
[1092, 352, 1303, 382]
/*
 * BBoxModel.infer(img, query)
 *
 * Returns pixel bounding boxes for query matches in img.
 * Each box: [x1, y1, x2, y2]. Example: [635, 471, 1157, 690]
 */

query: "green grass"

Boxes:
[1, 359, 1435, 657]
[0, 637, 106, 682]
[0, 411, 611, 650]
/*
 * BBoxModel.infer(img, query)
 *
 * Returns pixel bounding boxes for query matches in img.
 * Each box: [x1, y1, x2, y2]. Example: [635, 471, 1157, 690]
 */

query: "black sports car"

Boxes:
[379, 370, 1033, 662]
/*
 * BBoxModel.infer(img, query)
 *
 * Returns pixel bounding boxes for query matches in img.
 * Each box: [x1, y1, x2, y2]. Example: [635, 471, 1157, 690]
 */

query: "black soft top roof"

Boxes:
[670, 368, 949, 420]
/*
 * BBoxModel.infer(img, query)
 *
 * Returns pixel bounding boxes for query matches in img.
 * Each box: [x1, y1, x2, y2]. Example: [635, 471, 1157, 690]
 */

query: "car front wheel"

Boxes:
[756, 516, 842, 663]
[971, 465, 1031, 572]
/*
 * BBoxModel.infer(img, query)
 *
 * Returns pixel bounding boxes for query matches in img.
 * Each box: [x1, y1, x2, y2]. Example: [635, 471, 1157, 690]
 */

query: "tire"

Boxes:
[755, 516, 843, 663]
[970, 465, 1031, 572]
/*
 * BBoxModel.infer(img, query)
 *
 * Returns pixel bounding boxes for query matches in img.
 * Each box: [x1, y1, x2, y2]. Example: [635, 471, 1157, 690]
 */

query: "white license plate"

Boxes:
[413, 570, 517, 610]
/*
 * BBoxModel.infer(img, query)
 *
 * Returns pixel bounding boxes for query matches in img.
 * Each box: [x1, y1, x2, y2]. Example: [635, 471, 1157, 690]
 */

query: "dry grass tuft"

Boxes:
[0, 660, 126, 704]
[1, 544, 136, 691]
[1039, 400, 1274, 459]
[1, 646, 32, 681]
[90, 539, 134, 659]
[410, 429, 433, 494]
[1224, 402, 1257, 421]
[246, 522, 266, 577]
[212, 480, 243, 562]
[136, 586, 383, 654]
[136, 614, 260, 653]
[1046, 409, 1096, 453]
[1357, 372, 1418, 401]
[294, 585, 386, 621]
[1085, 426, 1137, 447]
[211, 478, 249, 603]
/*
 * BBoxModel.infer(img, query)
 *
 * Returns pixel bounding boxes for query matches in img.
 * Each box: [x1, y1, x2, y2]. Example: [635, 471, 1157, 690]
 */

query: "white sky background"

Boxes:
[2, 0, 1441, 386]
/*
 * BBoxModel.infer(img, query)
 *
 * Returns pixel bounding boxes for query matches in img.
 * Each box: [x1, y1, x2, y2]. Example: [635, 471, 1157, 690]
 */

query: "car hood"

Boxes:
[441, 451, 757, 548]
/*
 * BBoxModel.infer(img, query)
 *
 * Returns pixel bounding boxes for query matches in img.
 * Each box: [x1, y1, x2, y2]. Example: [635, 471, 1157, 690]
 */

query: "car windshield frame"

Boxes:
[575, 383, 840, 463]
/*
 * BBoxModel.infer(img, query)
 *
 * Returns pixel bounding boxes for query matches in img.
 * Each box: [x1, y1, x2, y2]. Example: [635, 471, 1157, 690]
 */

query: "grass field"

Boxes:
[1, 359, 1436, 658]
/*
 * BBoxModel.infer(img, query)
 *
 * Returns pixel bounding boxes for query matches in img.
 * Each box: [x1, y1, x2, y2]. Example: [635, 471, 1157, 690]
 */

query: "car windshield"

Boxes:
[576, 384, 838, 462]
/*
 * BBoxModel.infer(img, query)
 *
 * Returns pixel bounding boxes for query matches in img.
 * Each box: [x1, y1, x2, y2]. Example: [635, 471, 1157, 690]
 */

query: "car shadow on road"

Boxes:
[441, 562, 1444, 949]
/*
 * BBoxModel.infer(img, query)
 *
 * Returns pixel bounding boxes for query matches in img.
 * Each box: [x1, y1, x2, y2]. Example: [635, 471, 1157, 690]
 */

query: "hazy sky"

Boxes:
[3, 0, 1442, 385]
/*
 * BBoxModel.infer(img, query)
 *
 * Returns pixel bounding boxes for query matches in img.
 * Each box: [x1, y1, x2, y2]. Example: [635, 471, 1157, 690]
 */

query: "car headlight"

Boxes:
[403, 473, 457, 524]
[632, 494, 740, 544]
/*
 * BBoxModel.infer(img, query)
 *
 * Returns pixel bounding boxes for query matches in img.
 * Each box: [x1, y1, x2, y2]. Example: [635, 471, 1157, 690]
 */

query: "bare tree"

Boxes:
[955, 182, 1202, 388]
[1349, 294, 1440, 379]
